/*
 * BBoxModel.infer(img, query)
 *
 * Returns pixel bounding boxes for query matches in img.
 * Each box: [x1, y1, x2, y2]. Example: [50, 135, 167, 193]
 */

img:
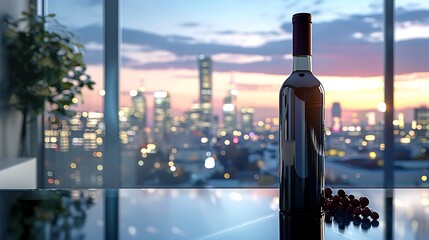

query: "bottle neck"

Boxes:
[292, 55, 312, 72]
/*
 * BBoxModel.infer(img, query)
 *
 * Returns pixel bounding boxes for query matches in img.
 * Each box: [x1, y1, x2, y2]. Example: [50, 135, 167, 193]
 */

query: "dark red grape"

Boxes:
[361, 207, 372, 218]
[324, 187, 333, 197]
[324, 199, 335, 210]
[337, 189, 346, 198]
[346, 205, 355, 213]
[360, 196, 370, 207]
[351, 198, 360, 207]
[371, 211, 380, 220]
[332, 194, 340, 203]
[353, 207, 362, 216]
[335, 203, 345, 211]
[340, 196, 350, 206]
[321, 187, 380, 229]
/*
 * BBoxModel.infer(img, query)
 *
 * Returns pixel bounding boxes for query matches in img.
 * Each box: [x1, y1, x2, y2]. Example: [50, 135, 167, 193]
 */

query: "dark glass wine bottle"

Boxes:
[279, 13, 325, 217]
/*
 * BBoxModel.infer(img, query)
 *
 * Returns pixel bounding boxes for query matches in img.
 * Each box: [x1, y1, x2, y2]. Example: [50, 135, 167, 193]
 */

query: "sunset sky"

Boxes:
[47, 0, 429, 126]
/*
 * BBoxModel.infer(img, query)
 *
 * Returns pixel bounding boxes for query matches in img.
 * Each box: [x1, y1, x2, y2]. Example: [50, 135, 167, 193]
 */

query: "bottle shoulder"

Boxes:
[281, 71, 323, 89]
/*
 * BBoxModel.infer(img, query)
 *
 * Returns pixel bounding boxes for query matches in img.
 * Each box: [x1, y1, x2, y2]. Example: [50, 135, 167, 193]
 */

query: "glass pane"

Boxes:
[44, 0, 105, 188]
[120, 0, 384, 187]
[317, 2, 384, 188]
[394, 0, 429, 187]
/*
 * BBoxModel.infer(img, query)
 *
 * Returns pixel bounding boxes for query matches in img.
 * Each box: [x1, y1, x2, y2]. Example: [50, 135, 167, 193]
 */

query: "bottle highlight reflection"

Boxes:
[280, 212, 325, 240]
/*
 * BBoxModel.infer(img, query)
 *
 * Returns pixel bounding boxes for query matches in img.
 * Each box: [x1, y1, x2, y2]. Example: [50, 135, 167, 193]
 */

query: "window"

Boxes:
[43, 0, 429, 189]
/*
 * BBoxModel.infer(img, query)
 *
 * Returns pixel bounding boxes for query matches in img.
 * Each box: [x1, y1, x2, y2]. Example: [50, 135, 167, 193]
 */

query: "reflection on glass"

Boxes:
[1, 188, 427, 239]
[1, 190, 103, 239]
[279, 213, 325, 240]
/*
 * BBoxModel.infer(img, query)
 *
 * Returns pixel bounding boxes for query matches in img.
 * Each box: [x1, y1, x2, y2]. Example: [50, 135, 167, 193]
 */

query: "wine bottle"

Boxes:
[279, 13, 325, 217]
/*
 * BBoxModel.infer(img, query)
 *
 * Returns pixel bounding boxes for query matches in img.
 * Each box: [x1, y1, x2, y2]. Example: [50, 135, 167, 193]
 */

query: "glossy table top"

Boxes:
[1, 188, 428, 240]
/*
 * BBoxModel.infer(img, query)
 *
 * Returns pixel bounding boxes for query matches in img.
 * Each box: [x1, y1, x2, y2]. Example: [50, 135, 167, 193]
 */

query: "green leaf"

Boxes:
[2, 7, 96, 119]
[33, 87, 51, 97]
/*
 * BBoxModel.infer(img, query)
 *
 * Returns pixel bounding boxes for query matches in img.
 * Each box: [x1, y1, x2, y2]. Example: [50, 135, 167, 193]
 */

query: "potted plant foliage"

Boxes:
[2, 5, 95, 157]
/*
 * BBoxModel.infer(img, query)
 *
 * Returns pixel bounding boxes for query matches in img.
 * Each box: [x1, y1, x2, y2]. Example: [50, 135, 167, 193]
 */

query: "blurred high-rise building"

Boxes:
[184, 102, 201, 133]
[240, 107, 255, 133]
[131, 88, 147, 130]
[119, 107, 132, 144]
[397, 112, 405, 129]
[222, 77, 238, 133]
[131, 88, 148, 144]
[366, 111, 376, 126]
[414, 106, 429, 137]
[198, 54, 213, 138]
[153, 91, 171, 149]
[332, 102, 342, 132]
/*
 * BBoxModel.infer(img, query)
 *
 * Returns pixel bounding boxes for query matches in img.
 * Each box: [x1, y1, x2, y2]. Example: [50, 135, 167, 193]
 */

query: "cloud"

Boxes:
[85, 41, 103, 51]
[395, 8, 429, 23]
[212, 53, 272, 64]
[233, 83, 278, 92]
[76, 0, 102, 6]
[122, 50, 179, 65]
[122, 50, 195, 66]
[190, 30, 290, 47]
[180, 22, 200, 28]
[122, 43, 149, 51]
[396, 22, 429, 41]
[214, 30, 282, 36]
[76, 8, 429, 77]
[165, 35, 195, 44]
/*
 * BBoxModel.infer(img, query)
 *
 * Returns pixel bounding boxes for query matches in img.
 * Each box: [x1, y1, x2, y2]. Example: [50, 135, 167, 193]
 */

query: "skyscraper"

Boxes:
[186, 102, 201, 132]
[332, 102, 342, 133]
[131, 88, 147, 130]
[153, 91, 171, 149]
[131, 88, 148, 144]
[222, 76, 238, 133]
[198, 54, 213, 137]
[414, 106, 429, 137]
[240, 107, 255, 133]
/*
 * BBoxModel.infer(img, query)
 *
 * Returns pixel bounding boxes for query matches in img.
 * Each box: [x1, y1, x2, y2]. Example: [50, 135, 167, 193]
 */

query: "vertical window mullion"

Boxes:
[384, 1, 395, 240]
[104, 0, 120, 240]
[383, 0, 395, 189]
[103, 0, 121, 188]
[36, 0, 47, 189]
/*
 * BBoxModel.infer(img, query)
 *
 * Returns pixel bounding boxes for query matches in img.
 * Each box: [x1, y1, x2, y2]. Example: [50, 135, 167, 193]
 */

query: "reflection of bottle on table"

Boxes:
[279, 12, 325, 240]
[280, 213, 325, 239]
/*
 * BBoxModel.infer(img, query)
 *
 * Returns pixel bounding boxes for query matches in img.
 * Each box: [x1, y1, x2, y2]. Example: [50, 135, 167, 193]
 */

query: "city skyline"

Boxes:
[46, 0, 429, 125]
[77, 61, 422, 127]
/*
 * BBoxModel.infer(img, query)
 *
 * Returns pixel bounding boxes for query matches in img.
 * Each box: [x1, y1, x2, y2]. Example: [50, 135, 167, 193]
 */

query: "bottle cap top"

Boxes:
[292, 13, 312, 24]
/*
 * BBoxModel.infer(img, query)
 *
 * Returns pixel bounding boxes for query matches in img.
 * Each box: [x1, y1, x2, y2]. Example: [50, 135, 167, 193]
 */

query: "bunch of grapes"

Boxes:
[322, 187, 380, 230]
